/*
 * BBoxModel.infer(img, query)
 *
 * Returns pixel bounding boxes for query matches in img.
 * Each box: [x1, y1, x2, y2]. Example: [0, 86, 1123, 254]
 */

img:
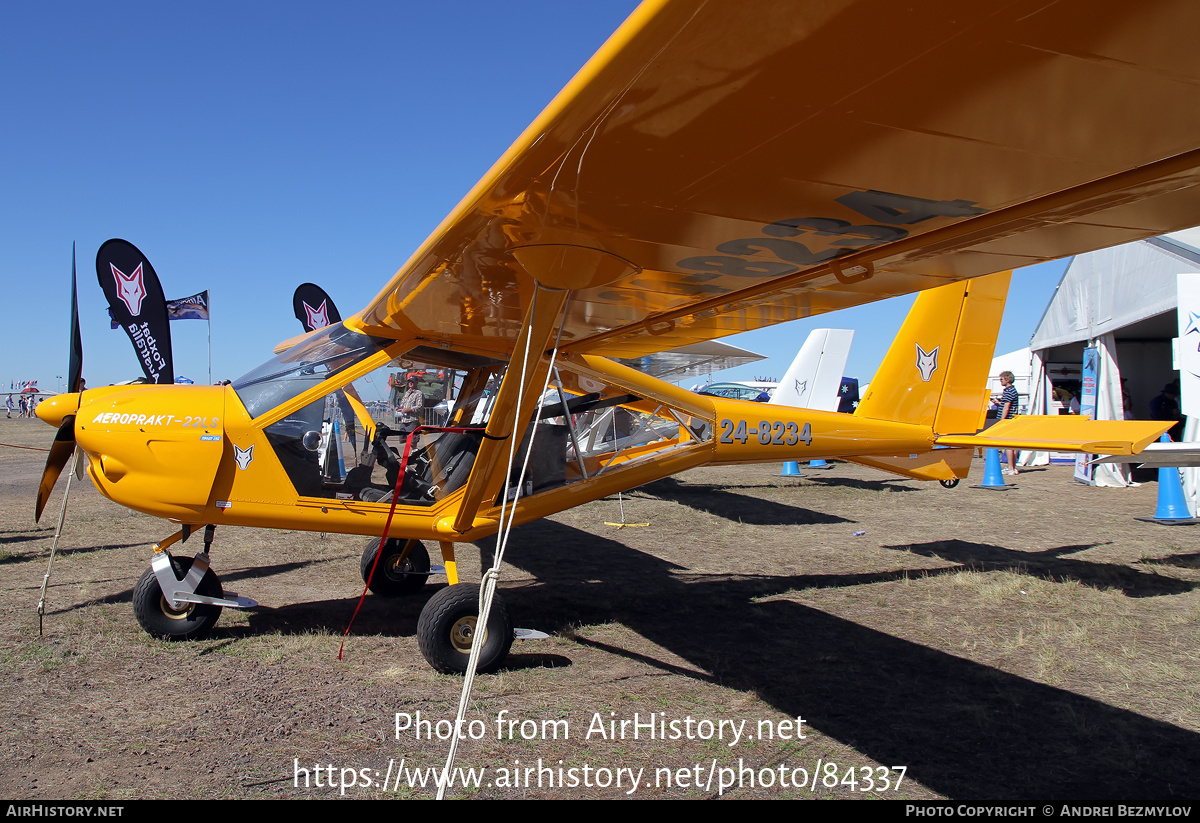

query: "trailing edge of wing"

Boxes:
[273, 328, 321, 355]
[617, 340, 764, 382]
[936, 418, 1171, 456]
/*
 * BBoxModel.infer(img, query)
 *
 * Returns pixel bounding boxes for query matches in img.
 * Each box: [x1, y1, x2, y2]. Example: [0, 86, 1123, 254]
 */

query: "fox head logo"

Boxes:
[795, 379, 808, 398]
[234, 444, 254, 470]
[110, 263, 146, 316]
[302, 300, 330, 331]
[915, 344, 939, 382]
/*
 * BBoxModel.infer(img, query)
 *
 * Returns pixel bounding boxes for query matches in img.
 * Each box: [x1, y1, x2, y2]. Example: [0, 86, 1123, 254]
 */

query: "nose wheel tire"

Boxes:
[940, 478, 960, 489]
[361, 538, 430, 596]
[132, 556, 223, 640]
[417, 584, 513, 674]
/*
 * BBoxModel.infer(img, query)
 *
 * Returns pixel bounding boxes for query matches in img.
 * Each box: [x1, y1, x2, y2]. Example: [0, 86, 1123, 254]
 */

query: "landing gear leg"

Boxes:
[439, 541, 459, 585]
[132, 526, 257, 640]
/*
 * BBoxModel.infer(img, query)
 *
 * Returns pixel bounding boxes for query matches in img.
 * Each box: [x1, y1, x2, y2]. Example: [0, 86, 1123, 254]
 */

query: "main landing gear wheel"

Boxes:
[360, 538, 430, 596]
[940, 478, 960, 489]
[132, 556, 223, 640]
[417, 584, 513, 674]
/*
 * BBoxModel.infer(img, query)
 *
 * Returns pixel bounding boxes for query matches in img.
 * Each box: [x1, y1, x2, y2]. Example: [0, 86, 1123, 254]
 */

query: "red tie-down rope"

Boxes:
[337, 424, 496, 659]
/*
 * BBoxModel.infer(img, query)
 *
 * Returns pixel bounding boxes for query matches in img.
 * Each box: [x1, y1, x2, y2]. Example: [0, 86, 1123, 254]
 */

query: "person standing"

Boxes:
[396, 375, 425, 435]
[1149, 380, 1184, 441]
[5, 395, 13, 418]
[998, 370, 1020, 475]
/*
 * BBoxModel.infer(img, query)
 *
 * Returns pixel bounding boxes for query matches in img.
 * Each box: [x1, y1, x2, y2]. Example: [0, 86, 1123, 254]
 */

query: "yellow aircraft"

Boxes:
[34, 0, 1200, 674]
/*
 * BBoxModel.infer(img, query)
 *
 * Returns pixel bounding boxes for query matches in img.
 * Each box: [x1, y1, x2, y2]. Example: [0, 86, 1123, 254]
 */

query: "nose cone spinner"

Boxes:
[36, 393, 80, 429]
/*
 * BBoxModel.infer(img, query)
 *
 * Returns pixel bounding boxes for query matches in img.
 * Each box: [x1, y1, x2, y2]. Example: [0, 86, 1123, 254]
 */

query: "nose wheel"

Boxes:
[133, 527, 257, 641]
[417, 584, 513, 674]
[133, 555, 224, 640]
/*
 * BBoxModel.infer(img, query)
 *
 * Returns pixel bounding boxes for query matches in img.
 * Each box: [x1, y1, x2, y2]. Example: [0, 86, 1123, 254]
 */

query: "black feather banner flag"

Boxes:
[293, 283, 341, 333]
[96, 239, 174, 384]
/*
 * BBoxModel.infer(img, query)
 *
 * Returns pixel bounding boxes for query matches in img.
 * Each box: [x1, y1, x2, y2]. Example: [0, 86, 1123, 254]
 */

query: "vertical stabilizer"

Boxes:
[769, 329, 854, 411]
[855, 271, 1011, 432]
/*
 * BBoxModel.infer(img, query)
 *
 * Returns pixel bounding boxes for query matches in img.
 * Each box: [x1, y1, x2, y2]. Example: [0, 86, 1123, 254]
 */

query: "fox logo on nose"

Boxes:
[915, 344, 939, 382]
[234, 444, 254, 470]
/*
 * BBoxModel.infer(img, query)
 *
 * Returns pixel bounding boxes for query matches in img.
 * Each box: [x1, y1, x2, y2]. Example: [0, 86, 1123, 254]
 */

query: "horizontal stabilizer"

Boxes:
[1092, 442, 1200, 467]
[936, 417, 1170, 456]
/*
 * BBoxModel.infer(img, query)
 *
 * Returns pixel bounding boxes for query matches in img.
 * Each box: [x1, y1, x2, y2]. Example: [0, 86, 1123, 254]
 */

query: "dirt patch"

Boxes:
[1, 418, 1197, 799]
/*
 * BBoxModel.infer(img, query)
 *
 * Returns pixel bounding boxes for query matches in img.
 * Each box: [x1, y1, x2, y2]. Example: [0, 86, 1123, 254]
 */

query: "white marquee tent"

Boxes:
[1026, 235, 1199, 505]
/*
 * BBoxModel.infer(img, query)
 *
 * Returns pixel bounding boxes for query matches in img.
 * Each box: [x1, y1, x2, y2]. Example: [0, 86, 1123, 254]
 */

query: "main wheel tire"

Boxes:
[132, 556, 223, 640]
[360, 538, 430, 596]
[417, 584, 513, 674]
[940, 478, 960, 489]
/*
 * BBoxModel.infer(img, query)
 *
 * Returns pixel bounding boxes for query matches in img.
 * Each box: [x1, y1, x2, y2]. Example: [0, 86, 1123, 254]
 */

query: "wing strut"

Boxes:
[439, 282, 571, 798]
[451, 284, 570, 533]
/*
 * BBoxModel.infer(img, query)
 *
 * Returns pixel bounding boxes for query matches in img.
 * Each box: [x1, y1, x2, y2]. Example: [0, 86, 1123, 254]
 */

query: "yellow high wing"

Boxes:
[351, 0, 1200, 359]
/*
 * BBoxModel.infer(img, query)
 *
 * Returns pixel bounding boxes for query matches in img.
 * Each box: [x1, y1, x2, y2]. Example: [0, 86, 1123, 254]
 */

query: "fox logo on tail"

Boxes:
[915, 344, 939, 382]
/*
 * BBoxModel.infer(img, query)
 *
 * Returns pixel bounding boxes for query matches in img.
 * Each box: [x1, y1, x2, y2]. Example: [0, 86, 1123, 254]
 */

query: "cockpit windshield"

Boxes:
[232, 324, 391, 418]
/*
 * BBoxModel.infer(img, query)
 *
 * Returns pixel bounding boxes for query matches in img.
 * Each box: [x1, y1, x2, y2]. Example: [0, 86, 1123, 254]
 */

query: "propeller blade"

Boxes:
[68, 243, 83, 394]
[35, 417, 76, 523]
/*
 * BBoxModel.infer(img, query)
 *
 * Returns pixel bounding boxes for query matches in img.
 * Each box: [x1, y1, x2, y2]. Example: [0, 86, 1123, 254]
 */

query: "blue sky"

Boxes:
[3, 2, 1069, 393]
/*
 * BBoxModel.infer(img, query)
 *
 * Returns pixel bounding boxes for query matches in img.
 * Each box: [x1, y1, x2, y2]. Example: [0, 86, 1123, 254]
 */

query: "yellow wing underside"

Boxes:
[353, 0, 1200, 360]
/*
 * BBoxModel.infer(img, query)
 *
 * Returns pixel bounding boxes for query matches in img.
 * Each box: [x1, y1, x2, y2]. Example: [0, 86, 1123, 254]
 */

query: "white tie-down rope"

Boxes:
[37, 447, 79, 635]
[437, 290, 566, 799]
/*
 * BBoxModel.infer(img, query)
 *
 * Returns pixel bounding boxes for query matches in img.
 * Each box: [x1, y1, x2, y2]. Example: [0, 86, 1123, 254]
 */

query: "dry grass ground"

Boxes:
[1, 417, 1197, 799]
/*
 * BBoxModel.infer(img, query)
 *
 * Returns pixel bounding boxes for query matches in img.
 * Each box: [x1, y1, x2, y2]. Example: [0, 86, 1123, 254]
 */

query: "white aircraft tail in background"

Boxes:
[769, 329, 854, 412]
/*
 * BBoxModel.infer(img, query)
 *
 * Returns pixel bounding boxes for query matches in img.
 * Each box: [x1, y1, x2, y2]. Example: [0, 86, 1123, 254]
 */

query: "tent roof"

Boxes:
[1030, 237, 1200, 350]
[990, 347, 1033, 378]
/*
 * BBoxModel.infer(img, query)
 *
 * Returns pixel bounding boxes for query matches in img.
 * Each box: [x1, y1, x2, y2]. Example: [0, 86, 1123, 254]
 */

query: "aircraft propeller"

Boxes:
[34, 416, 77, 522]
[34, 243, 84, 522]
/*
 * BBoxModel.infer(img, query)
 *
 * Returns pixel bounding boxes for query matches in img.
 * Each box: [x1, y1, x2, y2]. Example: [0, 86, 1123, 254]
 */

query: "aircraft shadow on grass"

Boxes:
[885, 540, 1198, 598]
[42, 519, 1200, 797]
[800, 475, 921, 493]
[636, 477, 852, 525]
[1140, 551, 1200, 570]
[0, 539, 146, 563]
[45, 558, 347, 616]
[476, 519, 1200, 799]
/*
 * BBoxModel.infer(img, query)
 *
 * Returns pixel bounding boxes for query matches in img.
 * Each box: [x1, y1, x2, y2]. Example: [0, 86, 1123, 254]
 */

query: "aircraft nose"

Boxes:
[36, 393, 80, 428]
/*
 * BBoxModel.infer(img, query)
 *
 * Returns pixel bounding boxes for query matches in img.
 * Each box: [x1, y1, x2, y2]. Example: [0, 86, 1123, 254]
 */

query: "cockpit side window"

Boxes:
[253, 355, 501, 506]
[231, 324, 391, 419]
